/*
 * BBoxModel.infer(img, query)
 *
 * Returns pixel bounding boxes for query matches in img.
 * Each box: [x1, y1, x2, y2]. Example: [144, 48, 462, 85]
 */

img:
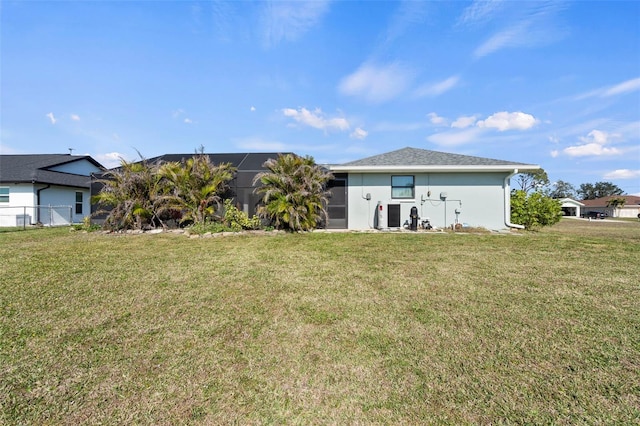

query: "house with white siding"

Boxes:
[0, 154, 105, 227]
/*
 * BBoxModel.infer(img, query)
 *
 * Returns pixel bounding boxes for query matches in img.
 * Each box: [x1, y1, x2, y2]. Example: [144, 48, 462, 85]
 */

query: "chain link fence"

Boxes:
[0, 205, 73, 229]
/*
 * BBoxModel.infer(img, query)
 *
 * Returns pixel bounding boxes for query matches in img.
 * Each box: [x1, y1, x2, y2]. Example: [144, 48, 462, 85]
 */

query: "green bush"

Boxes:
[222, 199, 261, 231]
[511, 190, 562, 230]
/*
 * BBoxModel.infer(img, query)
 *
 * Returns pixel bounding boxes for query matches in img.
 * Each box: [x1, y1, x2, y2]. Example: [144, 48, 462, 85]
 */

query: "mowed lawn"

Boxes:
[1, 219, 639, 424]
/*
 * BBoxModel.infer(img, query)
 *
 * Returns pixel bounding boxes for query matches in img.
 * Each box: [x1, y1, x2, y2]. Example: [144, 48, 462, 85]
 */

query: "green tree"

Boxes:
[92, 156, 166, 230]
[253, 154, 333, 231]
[549, 180, 577, 199]
[577, 182, 624, 200]
[510, 190, 562, 230]
[159, 153, 236, 225]
[515, 169, 550, 193]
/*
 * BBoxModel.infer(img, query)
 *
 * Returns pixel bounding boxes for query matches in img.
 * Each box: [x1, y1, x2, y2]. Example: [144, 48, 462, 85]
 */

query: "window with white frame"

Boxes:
[0, 187, 9, 203]
[391, 176, 414, 199]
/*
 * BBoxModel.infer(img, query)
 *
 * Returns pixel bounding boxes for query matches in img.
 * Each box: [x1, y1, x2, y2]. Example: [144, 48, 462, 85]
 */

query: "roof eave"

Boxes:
[328, 164, 540, 173]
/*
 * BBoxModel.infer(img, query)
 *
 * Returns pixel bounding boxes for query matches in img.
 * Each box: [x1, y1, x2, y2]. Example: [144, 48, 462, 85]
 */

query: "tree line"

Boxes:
[515, 169, 625, 200]
[92, 151, 333, 232]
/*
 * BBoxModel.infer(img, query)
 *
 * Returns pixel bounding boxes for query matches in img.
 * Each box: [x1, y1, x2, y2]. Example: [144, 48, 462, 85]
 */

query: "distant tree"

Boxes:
[159, 153, 236, 226]
[511, 190, 562, 230]
[253, 154, 333, 231]
[577, 182, 624, 200]
[515, 169, 550, 193]
[549, 180, 577, 199]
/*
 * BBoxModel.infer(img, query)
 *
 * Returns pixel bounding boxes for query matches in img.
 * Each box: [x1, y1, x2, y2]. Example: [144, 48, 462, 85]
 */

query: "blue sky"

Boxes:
[1, 0, 639, 194]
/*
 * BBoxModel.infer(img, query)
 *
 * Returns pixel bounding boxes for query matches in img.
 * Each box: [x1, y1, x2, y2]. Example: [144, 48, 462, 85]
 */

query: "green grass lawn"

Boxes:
[1, 219, 639, 424]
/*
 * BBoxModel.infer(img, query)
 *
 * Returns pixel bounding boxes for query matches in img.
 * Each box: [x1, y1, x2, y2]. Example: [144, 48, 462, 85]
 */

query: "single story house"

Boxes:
[558, 198, 584, 217]
[0, 154, 105, 227]
[326, 147, 539, 230]
[581, 195, 640, 218]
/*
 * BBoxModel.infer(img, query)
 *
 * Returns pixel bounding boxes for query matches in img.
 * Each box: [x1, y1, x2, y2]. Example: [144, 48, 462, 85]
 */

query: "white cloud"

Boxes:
[476, 111, 538, 131]
[261, 0, 330, 47]
[415, 75, 460, 97]
[94, 152, 126, 169]
[282, 107, 349, 132]
[350, 127, 368, 140]
[603, 169, 640, 180]
[172, 109, 185, 118]
[474, 22, 530, 57]
[250, 106, 256, 112]
[426, 127, 484, 147]
[563, 144, 621, 157]
[451, 115, 477, 129]
[550, 150, 559, 158]
[338, 62, 414, 103]
[563, 130, 623, 157]
[184, 118, 193, 124]
[427, 112, 447, 126]
[70, 114, 80, 121]
[46, 112, 57, 124]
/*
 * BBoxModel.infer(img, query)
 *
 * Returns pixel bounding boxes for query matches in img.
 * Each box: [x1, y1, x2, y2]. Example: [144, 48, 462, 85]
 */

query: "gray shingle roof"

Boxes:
[340, 147, 533, 167]
[0, 154, 105, 188]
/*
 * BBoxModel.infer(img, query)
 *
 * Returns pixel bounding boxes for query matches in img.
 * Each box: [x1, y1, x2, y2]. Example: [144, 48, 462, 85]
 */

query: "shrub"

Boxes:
[222, 199, 261, 232]
[511, 190, 562, 230]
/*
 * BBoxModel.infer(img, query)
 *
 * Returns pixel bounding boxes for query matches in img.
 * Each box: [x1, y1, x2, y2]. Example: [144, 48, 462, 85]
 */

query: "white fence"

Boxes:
[0, 205, 73, 228]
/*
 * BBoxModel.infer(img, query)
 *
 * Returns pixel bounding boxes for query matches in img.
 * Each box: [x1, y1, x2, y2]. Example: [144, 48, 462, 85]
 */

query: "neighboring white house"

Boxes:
[559, 198, 584, 217]
[581, 195, 640, 218]
[0, 154, 105, 227]
[327, 147, 540, 231]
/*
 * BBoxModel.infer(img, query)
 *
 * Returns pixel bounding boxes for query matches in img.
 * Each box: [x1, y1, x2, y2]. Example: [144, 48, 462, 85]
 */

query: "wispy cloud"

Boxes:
[472, 1, 567, 58]
[338, 62, 414, 103]
[382, 0, 430, 47]
[451, 115, 478, 129]
[94, 152, 127, 169]
[458, 0, 505, 27]
[477, 111, 538, 131]
[236, 137, 287, 152]
[282, 107, 350, 132]
[350, 127, 368, 140]
[46, 112, 57, 124]
[563, 130, 622, 157]
[427, 112, 447, 126]
[426, 127, 484, 147]
[603, 169, 640, 180]
[261, 0, 330, 47]
[70, 114, 80, 121]
[415, 75, 460, 98]
[574, 77, 640, 100]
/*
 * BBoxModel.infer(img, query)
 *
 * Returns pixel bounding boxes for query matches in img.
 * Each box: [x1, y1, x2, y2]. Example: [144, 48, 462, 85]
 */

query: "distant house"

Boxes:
[0, 154, 105, 227]
[327, 147, 539, 230]
[581, 195, 640, 218]
[558, 198, 584, 217]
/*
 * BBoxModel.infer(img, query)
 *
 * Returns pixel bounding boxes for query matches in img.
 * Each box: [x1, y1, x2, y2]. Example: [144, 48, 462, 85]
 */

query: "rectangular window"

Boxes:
[0, 187, 8, 203]
[391, 176, 414, 199]
[75, 191, 83, 214]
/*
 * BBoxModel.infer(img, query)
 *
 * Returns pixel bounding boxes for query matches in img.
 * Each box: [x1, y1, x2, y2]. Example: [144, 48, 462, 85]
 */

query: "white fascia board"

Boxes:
[329, 164, 540, 173]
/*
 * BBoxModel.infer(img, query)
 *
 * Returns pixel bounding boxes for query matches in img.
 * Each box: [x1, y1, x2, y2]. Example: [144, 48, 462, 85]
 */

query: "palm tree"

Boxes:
[158, 154, 236, 225]
[253, 154, 333, 231]
[92, 157, 166, 230]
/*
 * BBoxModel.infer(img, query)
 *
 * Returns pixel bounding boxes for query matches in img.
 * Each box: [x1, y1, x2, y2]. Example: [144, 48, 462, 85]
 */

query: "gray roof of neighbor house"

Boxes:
[582, 195, 640, 207]
[331, 147, 538, 172]
[0, 154, 105, 188]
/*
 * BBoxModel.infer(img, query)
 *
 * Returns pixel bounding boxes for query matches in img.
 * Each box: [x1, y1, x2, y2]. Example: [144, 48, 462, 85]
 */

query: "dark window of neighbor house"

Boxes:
[0, 187, 8, 203]
[75, 192, 83, 214]
[391, 176, 414, 199]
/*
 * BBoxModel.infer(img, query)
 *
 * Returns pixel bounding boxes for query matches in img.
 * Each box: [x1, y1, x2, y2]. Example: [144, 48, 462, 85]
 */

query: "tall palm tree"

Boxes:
[253, 154, 333, 231]
[159, 154, 236, 225]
